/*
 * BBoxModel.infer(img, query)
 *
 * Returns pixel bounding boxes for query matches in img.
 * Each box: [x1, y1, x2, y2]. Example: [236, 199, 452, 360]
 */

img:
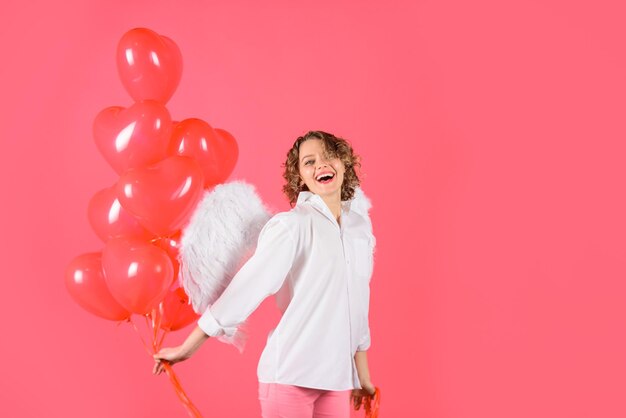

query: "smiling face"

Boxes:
[282, 131, 361, 206]
[298, 139, 346, 201]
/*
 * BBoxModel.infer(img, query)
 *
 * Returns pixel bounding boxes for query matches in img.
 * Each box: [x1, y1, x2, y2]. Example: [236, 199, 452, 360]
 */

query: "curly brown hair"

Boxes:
[282, 131, 361, 206]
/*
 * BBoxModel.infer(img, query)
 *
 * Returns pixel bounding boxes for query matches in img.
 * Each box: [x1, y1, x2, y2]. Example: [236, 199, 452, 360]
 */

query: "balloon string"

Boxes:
[144, 313, 152, 334]
[157, 326, 168, 350]
[354, 387, 381, 418]
[162, 362, 203, 418]
[148, 309, 202, 417]
[151, 307, 161, 351]
[152, 305, 169, 351]
[128, 317, 153, 357]
[363, 387, 381, 418]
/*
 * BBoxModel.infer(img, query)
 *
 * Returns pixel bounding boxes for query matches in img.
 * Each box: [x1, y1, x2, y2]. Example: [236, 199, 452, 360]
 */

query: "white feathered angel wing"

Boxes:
[179, 181, 272, 314]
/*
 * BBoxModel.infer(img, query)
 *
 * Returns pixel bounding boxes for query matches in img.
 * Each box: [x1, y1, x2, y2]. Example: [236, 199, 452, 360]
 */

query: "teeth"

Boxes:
[316, 173, 334, 181]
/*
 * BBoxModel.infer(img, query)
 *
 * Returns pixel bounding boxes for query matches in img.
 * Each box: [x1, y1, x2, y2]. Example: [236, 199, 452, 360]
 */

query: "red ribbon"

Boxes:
[129, 306, 203, 417]
[353, 386, 381, 418]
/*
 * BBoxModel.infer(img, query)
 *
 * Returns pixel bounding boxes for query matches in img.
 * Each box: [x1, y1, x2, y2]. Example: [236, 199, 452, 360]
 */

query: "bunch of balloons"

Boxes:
[65, 28, 238, 417]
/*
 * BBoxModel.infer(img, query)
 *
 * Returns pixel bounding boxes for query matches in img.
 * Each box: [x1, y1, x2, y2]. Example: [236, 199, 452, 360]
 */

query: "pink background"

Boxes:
[2, 0, 625, 417]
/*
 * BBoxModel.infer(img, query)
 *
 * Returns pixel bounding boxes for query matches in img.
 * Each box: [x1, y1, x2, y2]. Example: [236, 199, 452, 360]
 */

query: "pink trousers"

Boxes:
[258, 383, 351, 418]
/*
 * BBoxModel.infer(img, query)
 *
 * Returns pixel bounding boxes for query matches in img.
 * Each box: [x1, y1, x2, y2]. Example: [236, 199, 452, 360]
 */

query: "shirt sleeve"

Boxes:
[358, 228, 375, 351]
[357, 325, 371, 351]
[357, 278, 372, 351]
[198, 215, 296, 337]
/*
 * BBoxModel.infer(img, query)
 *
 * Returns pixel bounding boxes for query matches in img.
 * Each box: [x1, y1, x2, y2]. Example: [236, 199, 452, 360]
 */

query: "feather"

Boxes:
[178, 181, 272, 351]
[349, 187, 372, 217]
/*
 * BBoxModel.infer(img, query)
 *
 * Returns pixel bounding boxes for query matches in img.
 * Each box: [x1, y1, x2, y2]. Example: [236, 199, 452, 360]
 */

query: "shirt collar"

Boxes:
[294, 192, 338, 226]
[296, 191, 348, 210]
[295, 187, 371, 217]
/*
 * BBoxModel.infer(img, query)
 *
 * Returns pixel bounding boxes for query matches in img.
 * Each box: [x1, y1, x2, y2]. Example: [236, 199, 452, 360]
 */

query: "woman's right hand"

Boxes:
[152, 326, 210, 375]
[153, 345, 189, 375]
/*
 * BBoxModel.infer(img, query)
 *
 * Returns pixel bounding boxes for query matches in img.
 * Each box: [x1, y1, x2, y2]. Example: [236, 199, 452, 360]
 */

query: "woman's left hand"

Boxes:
[351, 381, 376, 410]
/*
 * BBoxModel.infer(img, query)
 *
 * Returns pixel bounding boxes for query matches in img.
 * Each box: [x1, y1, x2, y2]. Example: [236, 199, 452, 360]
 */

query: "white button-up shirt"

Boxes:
[198, 189, 375, 391]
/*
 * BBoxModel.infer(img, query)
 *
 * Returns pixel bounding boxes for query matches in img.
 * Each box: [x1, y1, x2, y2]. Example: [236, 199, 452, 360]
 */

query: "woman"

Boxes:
[154, 131, 376, 418]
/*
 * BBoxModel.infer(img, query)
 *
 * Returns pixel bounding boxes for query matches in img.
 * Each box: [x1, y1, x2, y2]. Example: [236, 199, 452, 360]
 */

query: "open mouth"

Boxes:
[316, 173, 335, 184]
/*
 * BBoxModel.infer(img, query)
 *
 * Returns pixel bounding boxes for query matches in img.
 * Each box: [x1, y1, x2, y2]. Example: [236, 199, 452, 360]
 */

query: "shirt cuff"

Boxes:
[198, 307, 227, 337]
[357, 343, 370, 351]
[356, 328, 372, 351]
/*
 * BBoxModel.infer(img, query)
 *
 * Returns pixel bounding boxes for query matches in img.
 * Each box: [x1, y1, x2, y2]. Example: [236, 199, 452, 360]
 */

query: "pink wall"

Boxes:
[2, 0, 625, 416]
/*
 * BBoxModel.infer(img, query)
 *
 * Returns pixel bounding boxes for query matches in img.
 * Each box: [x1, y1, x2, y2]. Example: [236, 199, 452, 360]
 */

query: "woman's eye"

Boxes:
[304, 160, 314, 165]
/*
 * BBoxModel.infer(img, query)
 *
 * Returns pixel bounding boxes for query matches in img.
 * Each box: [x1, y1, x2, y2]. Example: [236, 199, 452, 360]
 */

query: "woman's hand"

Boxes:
[152, 326, 210, 375]
[352, 350, 376, 409]
[361, 381, 376, 396]
[351, 381, 376, 410]
[152, 345, 189, 375]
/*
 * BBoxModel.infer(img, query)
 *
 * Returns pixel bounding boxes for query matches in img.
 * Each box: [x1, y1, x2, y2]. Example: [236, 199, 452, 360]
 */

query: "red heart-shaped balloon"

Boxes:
[169, 119, 239, 187]
[159, 287, 199, 331]
[117, 156, 204, 236]
[102, 237, 173, 315]
[88, 185, 154, 242]
[214, 128, 239, 182]
[93, 100, 172, 174]
[65, 253, 130, 321]
[153, 233, 181, 283]
[116, 28, 183, 103]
